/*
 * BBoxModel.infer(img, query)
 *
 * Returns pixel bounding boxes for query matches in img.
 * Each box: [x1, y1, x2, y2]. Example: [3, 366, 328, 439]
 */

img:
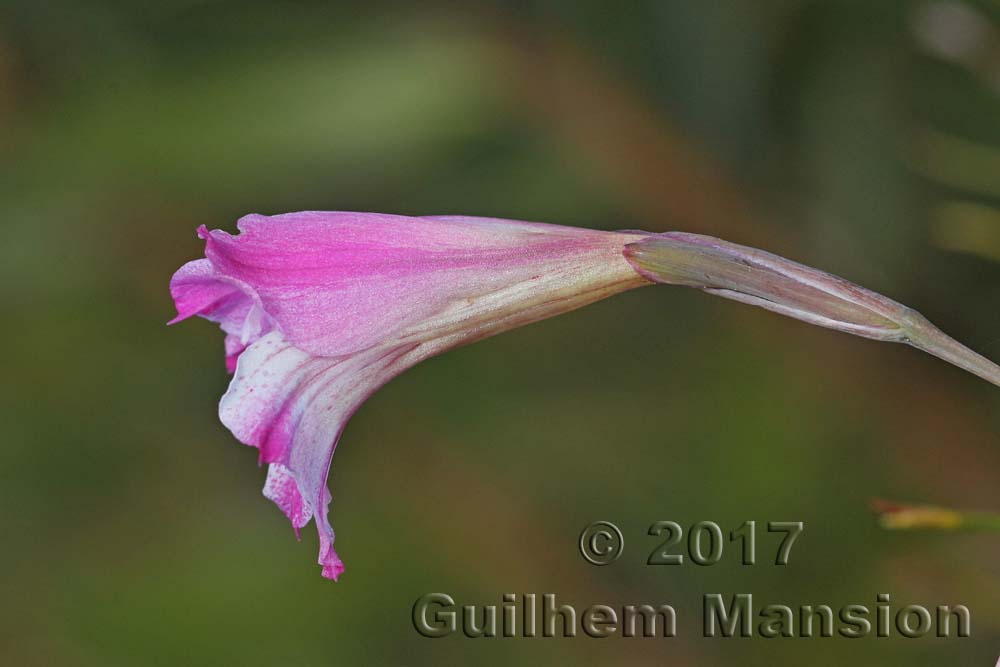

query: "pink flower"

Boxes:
[171, 212, 1000, 581]
[170, 212, 650, 579]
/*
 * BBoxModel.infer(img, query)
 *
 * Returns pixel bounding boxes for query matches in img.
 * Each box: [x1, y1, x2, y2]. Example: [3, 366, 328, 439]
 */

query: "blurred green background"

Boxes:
[2, 0, 999, 664]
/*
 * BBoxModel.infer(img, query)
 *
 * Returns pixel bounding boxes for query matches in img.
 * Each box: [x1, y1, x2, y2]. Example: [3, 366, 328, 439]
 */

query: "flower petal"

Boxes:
[199, 211, 645, 357]
[219, 330, 420, 580]
[169, 242, 274, 371]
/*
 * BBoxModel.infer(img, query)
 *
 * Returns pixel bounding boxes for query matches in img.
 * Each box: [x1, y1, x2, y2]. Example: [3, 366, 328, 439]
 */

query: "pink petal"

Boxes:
[219, 330, 421, 580]
[199, 211, 645, 357]
[169, 245, 274, 371]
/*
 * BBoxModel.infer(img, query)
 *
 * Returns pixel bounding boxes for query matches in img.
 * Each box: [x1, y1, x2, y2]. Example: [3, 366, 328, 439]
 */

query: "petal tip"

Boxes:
[321, 556, 345, 581]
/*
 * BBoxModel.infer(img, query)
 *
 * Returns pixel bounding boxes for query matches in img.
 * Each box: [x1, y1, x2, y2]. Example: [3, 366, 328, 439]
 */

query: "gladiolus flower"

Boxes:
[170, 211, 1000, 580]
[170, 212, 649, 579]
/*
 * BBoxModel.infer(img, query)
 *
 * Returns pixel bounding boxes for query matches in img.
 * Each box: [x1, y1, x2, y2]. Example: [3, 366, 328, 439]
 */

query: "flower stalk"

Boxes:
[624, 232, 1000, 388]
